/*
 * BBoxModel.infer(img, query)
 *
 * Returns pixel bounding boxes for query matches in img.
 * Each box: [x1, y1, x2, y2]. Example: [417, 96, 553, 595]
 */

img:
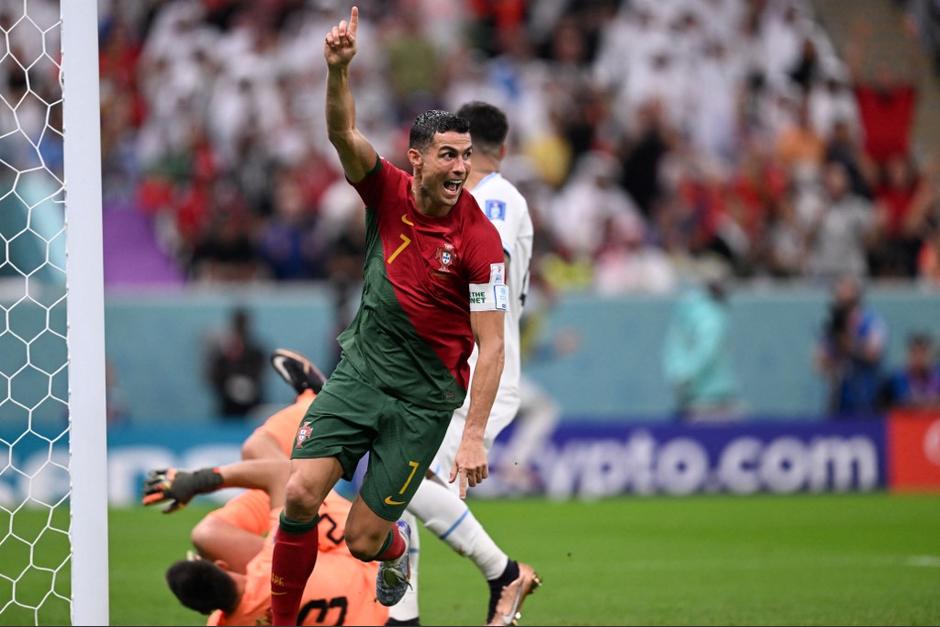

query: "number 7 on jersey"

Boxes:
[386, 214, 414, 264]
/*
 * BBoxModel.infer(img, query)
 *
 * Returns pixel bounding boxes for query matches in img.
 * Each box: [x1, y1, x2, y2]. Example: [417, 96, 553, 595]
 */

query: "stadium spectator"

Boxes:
[760, 196, 808, 278]
[662, 267, 740, 421]
[845, 31, 919, 168]
[617, 99, 673, 219]
[823, 118, 873, 199]
[204, 308, 266, 420]
[880, 332, 940, 409]
[593, 213, 676, 295]
[904, 0, 940, 76]
[815, 277, 887, 418]
[547, 151, 642, 260]
[256, 169, 323, 281]
[808, 73, 861, 142]
[806, 161, 877, 280]
[189, 199, 265, 282]
[919, 220, 940, 284]
[871, 155, 937, 277]
[775, 97, 826, 171]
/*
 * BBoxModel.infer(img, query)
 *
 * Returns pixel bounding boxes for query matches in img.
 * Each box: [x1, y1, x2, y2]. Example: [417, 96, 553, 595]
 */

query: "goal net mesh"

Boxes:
[0, 0, 72, 623]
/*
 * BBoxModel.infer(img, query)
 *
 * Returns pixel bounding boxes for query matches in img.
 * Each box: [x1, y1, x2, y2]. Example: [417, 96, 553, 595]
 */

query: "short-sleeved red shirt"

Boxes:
[338, 158, 506, 410]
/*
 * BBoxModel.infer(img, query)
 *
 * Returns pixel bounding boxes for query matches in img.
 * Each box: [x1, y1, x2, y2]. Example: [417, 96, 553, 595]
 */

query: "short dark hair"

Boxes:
[457, 101, 509, 154]
[409, 110, 470, 152]
[166, 560, 238, 615]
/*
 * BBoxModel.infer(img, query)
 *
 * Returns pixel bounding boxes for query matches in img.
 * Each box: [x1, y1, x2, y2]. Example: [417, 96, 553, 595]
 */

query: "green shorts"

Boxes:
[292, 358, 453, 521]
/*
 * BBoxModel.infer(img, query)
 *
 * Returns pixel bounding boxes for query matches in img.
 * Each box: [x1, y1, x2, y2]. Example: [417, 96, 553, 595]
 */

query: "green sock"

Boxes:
[373, 530, 394, 560]
[279, 511, 319, 534]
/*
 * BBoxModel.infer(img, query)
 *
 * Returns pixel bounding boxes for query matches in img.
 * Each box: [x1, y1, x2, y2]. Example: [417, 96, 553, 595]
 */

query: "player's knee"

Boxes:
[345, 532, 383, 561]
[344, 524, 387, 561]
[283, 473, 323, 520]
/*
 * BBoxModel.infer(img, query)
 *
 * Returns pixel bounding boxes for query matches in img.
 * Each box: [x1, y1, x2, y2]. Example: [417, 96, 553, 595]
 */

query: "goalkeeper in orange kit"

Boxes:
[144, 350, 388, 626]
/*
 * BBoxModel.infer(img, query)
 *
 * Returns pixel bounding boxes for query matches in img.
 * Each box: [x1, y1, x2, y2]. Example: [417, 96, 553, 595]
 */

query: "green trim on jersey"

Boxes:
[337, 207, 467, 411]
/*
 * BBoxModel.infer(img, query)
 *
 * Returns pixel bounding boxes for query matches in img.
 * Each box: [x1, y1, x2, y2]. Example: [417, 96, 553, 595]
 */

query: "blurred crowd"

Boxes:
[903, 0, 940, 77]
[4, 0, 940, 292]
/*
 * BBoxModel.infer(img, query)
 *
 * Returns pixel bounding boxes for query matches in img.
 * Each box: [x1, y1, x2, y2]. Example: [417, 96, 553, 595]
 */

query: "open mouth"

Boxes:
[443, 179, 462, 195]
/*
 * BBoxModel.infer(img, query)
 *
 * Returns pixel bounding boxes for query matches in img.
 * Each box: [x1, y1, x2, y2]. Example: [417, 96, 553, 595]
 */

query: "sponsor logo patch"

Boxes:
[490, 262, 505, 285]
[485, 199, 506, 221]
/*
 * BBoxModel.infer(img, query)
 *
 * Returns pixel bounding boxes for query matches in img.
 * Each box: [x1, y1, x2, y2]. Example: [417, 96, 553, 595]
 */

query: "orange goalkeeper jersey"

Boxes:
[207, 393, 387, 626]
[207, 494, 387, 626]
[207, 390, 323, 538]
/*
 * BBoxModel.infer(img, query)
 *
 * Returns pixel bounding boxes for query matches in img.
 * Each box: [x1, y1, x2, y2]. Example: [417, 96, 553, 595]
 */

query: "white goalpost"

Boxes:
[61, 0, 109, 624]
[0, 0, 108, 624]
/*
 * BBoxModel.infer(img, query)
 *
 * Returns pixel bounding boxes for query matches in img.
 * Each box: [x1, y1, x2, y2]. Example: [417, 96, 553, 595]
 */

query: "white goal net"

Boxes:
[0, 0, 108, 624]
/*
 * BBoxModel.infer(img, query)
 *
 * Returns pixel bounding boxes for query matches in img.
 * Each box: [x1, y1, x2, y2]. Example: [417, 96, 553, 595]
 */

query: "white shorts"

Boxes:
[428, 387, 520, 491]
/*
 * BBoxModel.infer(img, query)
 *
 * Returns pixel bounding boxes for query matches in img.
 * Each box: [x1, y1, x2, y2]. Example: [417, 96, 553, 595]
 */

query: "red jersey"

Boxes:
[339, 158, 506, 410]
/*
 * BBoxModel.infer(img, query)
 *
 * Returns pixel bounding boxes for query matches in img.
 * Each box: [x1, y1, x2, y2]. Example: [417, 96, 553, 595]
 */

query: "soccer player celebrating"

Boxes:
[271, 6, 507, 625]
[390, 102, 540, 626]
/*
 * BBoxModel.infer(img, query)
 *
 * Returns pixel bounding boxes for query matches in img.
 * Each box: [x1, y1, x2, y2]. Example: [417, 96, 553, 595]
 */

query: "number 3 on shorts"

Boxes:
[384, 460, 420, 506]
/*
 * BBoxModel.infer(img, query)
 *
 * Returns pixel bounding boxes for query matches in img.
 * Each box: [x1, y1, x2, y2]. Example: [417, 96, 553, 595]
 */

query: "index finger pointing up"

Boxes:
[349, 6, 359, 37]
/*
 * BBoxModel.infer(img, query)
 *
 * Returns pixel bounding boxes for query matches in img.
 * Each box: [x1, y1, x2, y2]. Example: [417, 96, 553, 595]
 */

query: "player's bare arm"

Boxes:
[451, 309, 505, 497]
[217, 460, 291, 506]
[324, 6, 377, 183]
[143, 460, 291, 513]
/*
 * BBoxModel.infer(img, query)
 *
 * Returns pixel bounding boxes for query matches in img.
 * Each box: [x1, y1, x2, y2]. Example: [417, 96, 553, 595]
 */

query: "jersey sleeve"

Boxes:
[479, 192, 526, 258]
[463, 217, 509, 313]
[349, 157, 403, 210]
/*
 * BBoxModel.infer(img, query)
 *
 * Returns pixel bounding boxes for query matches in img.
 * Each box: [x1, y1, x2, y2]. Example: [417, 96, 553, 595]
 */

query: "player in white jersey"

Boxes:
[387, 102, 539, 627]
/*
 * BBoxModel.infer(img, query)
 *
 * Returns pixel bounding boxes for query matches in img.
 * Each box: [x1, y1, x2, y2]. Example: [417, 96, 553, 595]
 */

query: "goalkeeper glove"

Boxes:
[142, 467, 223, 513]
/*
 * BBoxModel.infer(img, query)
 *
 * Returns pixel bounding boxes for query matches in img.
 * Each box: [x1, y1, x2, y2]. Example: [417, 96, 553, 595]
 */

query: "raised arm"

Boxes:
[450, 309, 505, 498]
[324, 6, 377, 183]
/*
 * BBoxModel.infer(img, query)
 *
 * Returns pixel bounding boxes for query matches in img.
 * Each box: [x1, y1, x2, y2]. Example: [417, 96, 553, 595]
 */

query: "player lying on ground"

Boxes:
[145, 459, 387, 626]
[272, 6, 507, 625]
[144, 349, 386, 626]
[187, 349, 327, 573]
[391, 101, 540, 627]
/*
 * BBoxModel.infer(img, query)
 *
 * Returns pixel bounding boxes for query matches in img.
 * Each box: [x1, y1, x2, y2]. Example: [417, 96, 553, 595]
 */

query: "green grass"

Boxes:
[2, 494, 940, 625]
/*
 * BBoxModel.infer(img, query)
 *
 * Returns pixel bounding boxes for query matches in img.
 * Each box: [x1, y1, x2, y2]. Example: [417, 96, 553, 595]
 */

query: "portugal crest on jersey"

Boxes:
[435, 243, 456, 273]
[296, 422, 313, 447]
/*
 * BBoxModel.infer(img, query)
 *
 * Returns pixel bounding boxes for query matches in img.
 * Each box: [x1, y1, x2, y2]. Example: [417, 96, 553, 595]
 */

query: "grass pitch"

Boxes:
[2, 493, 939, 625]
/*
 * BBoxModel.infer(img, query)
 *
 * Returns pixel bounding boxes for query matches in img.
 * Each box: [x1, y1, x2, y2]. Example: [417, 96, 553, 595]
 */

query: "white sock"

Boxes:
[407, 477, 509, 580]
[388, 511, 420, 622]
